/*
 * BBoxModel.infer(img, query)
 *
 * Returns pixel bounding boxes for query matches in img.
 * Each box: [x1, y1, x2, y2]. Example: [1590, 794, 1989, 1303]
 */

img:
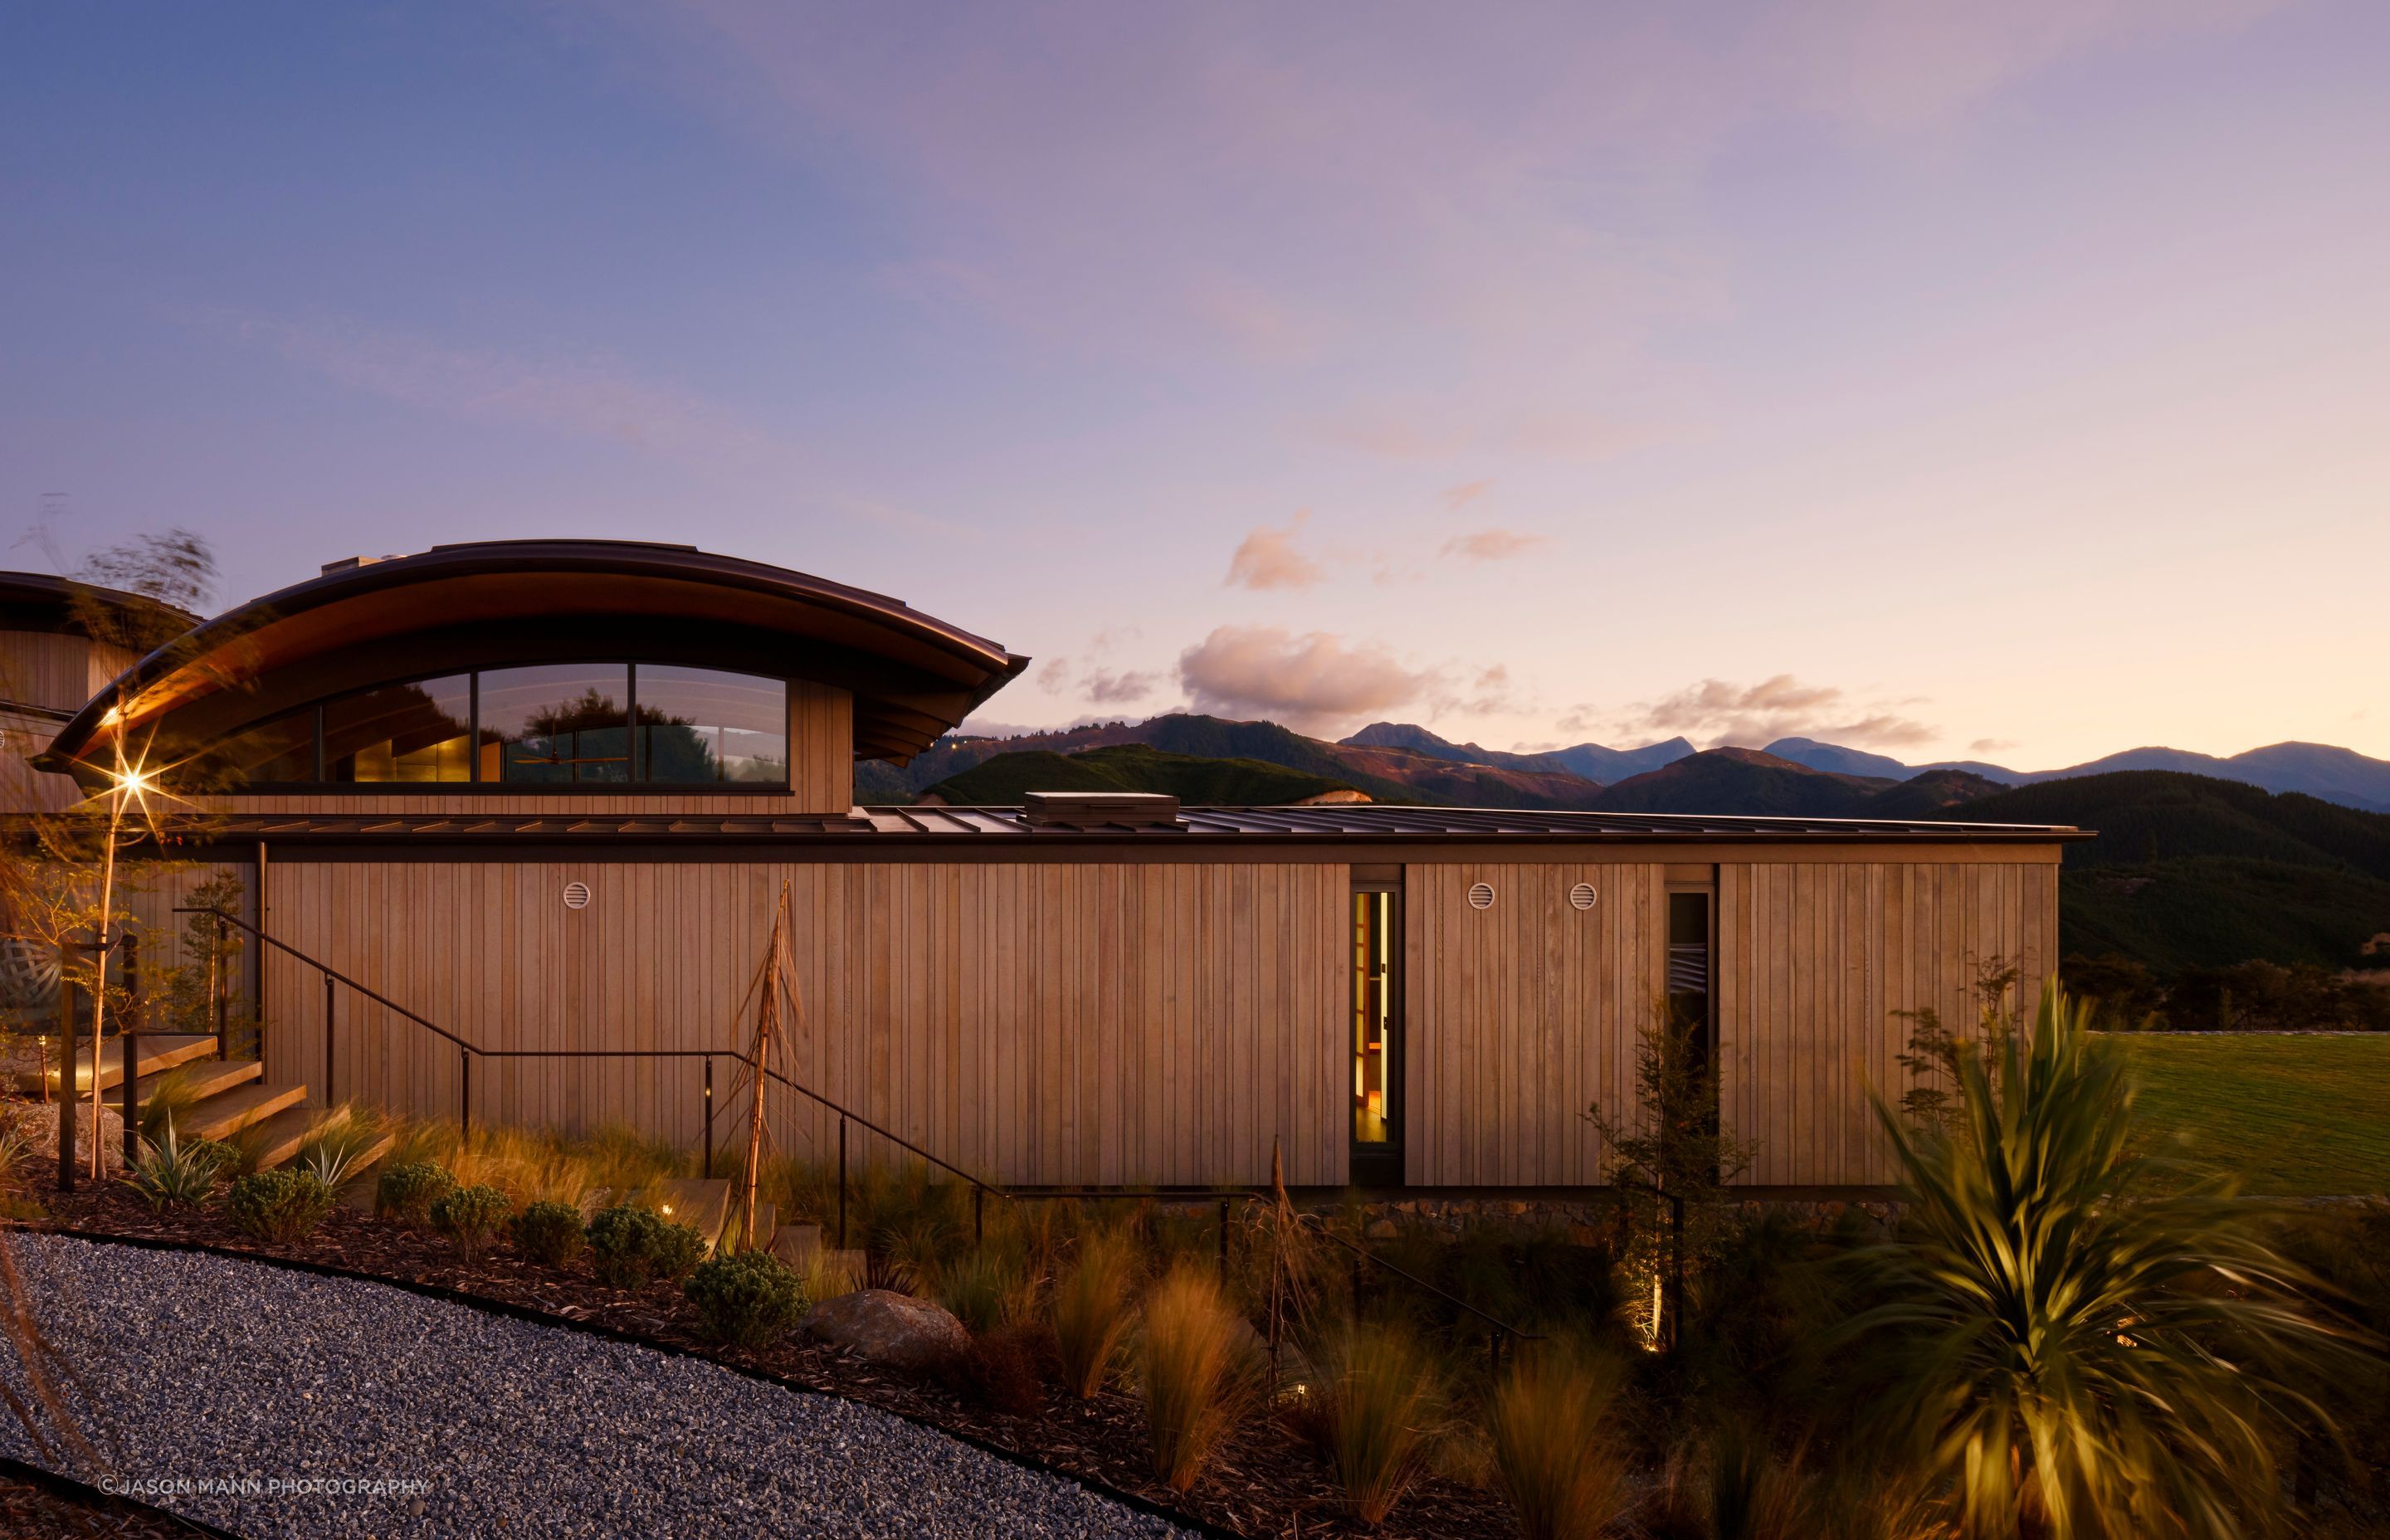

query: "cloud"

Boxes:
[1441, 529, 1546, 562]
[1035, 660, 1071, 690]
[1178, 626, 1431, 735]
[1431, 664, 1524, 718]
[1597, 675, 1939, 750]
[1439, 479, 1496, 513]
[1968, 737, 2017, 754]
[1084, 667, 1157, 704]
[1225, 512, 1325, 591]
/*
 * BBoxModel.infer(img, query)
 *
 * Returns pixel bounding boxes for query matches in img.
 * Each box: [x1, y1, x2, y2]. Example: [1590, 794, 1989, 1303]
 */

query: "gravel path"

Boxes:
[0, 1234, 1188, 1539]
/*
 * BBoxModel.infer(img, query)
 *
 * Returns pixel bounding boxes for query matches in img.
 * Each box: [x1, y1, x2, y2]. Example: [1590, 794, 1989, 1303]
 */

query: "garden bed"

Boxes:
[12, 1185, 1517, 1540]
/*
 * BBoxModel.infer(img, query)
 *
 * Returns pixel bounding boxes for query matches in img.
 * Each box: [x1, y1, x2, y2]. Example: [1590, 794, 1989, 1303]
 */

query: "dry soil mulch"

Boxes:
[0, 1465, 227, 1538]
[17, 1185, 1519, 1540]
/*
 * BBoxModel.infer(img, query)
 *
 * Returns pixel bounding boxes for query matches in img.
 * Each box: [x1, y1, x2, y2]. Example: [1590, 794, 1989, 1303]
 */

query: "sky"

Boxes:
[2, 1, 2385, 771]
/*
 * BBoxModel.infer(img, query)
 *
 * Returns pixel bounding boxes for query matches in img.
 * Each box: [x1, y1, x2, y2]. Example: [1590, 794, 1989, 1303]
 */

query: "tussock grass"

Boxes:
[1294, 1319, 1444, 1524]
[1136, 1265, 1261, 1493]
[1487, 1346, 1631, 1540]
[383, 1118, 682, 1211]
[1052, 1229, 1140, 1399]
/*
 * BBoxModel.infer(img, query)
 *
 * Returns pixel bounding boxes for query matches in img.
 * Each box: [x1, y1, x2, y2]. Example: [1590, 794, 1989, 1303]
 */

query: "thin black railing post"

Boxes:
[973, 1185, 984, 1250]
[323, 971, 335, 1106]
[1217, 1196, 1229, 1284]
[836, 1115, 848, 1251]
[122, 1021, 142, 1170]
[1668, 1191, 1685, 1353]
[460, 1050, 471, 1139]
[702, 1056, 715, 1182]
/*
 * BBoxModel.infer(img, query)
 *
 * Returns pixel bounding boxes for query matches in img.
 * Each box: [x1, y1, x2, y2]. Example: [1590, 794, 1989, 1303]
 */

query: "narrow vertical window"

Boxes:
[1351, 888, 1394, 1148]
[1666, 889, 1713, 1067]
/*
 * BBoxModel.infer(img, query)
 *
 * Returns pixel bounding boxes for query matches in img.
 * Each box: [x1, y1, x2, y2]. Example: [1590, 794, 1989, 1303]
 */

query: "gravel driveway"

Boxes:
[0, 1234, 1188, 1539]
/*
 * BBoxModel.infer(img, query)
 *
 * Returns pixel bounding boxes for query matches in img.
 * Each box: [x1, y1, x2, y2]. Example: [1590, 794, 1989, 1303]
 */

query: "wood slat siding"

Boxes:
[258, 860, 1348, 1187]
[1403, 863, 1665, 1187]
[1716, 860, 2058, 1186]
[206, 681, 857, 816]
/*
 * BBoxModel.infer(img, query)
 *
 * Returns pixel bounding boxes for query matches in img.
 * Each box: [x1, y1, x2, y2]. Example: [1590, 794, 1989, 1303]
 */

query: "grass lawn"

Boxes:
[2101, 1033, 2390, 1196]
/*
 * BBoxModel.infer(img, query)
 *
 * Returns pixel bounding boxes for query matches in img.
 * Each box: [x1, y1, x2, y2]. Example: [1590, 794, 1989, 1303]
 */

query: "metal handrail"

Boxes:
[168, 909, 1544, 1353]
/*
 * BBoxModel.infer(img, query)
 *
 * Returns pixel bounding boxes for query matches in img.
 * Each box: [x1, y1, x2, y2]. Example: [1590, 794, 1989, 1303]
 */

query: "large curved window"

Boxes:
[326, 675, 473, 783]
[215, 664, 791, 790]
[480, 665, 631, 785]
[636, 665, 788, 783]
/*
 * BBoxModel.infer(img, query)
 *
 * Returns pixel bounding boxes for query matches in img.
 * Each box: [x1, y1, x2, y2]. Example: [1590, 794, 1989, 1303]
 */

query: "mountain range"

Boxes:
[866, 712, 2390, 817]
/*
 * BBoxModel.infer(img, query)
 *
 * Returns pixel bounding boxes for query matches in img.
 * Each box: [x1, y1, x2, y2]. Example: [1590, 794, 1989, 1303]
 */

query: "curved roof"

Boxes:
[0, 571, 202, 638]
[40, 539, 1028, 779]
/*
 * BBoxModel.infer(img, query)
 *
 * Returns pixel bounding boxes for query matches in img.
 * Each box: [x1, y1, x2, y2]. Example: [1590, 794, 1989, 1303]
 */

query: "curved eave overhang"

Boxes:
[39, 542, 1027, 787]
[0, 572, 201, 640]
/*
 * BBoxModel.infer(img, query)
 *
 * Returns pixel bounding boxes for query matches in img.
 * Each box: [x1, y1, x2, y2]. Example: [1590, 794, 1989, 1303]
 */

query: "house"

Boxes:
[6, 540, 2078, 1190]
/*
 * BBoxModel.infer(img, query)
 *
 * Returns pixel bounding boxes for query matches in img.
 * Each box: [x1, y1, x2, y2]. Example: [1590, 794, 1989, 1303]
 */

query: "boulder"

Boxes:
[802, 1289, 968, 1372]
[2, 1101, 125, 1172]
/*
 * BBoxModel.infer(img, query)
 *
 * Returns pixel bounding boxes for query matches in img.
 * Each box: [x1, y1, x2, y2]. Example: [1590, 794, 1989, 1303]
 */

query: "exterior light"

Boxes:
[113, 766, 152, 798]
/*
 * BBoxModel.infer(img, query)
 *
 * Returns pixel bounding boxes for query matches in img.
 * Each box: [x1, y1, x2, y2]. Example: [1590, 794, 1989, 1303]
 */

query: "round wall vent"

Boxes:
[563, 880, 592, 911]
[1466, 882, 1495, 911]
[1569, 882, 1598, 911]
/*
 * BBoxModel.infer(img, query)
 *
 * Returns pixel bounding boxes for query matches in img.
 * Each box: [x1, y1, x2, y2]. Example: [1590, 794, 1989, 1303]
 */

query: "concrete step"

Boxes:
[769, 1222, 822, 1268]
[17, 1034, 219, 1096]
[241, 1103, 395, 1182]
[178, 1080, 308, 1143]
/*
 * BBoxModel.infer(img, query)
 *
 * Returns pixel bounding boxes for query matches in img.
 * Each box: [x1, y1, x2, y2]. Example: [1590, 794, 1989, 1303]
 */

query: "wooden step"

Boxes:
[241, 1103, 396, 1182]
[139, 1060, 263, 1138]
[769, 1222, 822, 1267]
[16, 1034, 219, 1096]
[178, 1081, 307, 1143]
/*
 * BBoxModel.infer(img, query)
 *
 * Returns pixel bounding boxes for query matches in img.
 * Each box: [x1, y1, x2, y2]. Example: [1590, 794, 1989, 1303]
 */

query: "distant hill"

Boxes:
[1768, 737, 2390, 812]
[1763, 737, 1916, 781]
[1591, 748, 1896, 816]
[1851, 768, 2009, 819]
[1340, 720, 1690, 784]
[922, 744, 1359, 806]
[861, 713, 1608, 809]
[1953, 771, 2390, 974]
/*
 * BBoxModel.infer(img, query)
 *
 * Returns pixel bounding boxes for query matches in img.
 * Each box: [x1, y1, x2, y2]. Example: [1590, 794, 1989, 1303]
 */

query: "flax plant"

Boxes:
[1846, 978, 2358, 1540]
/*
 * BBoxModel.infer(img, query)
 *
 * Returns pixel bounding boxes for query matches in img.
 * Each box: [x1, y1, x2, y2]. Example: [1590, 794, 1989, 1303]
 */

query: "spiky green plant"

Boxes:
[294, 1107, 386, 1191]
[1847, 978, 2355, 1540]
[124, 1121, 234, 1211]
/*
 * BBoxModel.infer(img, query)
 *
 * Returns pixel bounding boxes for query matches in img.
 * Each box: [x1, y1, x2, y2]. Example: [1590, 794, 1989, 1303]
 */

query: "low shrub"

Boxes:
[684, 1249, 807, 1348]
[588, 1203, 707, 1288]
[430, 1183, 512, 1262]
[375, 1160, 455, 1226]
[1488, 1348, 1631, 1540]
[1294, 1321, 1443, 1525]
[125, 1123, 234, 1211]
[1136, 1265, 1261, 1493]
[226, 1168, 334, 1243]
[510, 1200, 587, 1267]
[1052, 1231, 1138, 1398]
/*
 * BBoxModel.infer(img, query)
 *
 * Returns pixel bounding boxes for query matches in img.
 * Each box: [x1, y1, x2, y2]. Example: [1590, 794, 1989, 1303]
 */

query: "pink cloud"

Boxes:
[1178, 626, 1430, 735]
[1225, 512, 1325, 591]
[1602, 675, 1939, 750]
[1441, 529, 1545, 562]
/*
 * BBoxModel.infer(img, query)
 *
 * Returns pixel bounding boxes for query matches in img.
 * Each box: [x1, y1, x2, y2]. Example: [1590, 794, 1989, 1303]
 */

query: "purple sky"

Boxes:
[3, 2, 2384, 768]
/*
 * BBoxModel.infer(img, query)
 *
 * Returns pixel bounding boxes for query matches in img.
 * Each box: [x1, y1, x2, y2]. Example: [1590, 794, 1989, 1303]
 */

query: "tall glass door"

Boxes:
[1350, 883, 1402, 1185]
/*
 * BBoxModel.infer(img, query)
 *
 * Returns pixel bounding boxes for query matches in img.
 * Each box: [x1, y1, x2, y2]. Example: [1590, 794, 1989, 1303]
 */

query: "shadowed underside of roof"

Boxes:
[38, 540, 1029, 781]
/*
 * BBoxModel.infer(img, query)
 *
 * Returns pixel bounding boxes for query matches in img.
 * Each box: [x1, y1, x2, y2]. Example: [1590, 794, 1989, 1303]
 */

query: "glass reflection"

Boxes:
[324, 675, 472, 782]
[480, 665, 631, 784]
[635, 665, 788, 783]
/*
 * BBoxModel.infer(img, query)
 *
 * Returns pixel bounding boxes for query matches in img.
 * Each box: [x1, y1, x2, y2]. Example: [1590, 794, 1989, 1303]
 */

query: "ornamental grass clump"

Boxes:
[294, 1107, 386, 1192]
[510, 1200, 587, 1267]
[1295, 1320, 1444, 1525]
[124, 1123, 234, 1211]
[1486, 1347, 1632, 1540]
[430, 1184, 511, 1263]
[374, 1160, 455, 1226]
[1136, 1265, 1261, 1494]
[684, 1249, 807, 1349]
[1052, 1231, 1139, 1398]
[226, 1168, 334, 1243]
[588, 1203, 706, 1288]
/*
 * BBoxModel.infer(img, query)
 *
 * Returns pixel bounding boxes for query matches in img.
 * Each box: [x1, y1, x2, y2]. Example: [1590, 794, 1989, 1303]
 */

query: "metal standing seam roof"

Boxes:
[129, 804, 2089, 844]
